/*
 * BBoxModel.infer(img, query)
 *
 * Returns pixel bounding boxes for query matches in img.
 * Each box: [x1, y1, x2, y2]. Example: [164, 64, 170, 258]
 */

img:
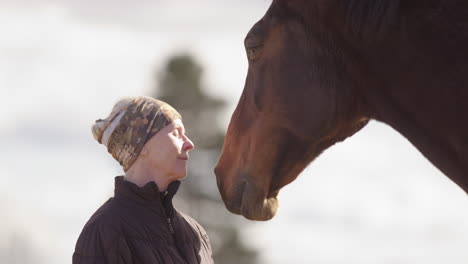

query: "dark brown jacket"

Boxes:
[73, 176, 214, 264]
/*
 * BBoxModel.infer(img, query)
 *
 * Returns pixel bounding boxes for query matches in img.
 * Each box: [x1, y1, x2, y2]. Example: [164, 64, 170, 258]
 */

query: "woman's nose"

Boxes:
[183, 136, 195, 151]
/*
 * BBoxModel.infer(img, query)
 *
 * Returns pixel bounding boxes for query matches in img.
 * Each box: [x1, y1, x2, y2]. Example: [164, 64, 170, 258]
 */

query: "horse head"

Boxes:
[215, 0, 373, 221]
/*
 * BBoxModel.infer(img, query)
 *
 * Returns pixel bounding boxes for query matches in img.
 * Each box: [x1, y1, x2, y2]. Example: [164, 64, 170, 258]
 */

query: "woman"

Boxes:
[73, 96, 214, 264]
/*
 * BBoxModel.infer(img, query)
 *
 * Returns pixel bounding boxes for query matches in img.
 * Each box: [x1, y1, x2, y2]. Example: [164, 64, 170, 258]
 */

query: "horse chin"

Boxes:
[241, 196, 279, 221]
[216, 167, 280, 221]
[239, 182, 279, 221]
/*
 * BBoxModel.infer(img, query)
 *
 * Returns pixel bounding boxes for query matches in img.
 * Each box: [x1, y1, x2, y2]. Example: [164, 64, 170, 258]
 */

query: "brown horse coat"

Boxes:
[215, 0, 468, 221]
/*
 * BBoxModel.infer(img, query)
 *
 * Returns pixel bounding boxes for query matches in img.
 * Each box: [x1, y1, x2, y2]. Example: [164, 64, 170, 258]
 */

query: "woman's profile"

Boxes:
[73, 96, 214, 264]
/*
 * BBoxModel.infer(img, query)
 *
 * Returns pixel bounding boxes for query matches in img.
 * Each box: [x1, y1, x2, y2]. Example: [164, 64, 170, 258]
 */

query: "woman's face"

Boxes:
[141, 119, 194, 181]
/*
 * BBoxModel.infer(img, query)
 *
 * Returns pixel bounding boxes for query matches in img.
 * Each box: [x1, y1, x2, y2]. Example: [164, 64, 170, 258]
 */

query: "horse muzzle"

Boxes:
[215, 166, 279, 221]
[239, 181, 279, 221]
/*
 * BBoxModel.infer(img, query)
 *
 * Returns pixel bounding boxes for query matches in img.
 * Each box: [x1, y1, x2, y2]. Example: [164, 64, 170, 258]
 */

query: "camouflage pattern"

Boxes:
[95, 96, 181, 171]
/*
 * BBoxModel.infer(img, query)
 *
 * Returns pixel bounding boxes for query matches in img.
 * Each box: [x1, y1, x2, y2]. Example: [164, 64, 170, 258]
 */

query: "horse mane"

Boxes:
[282, 0, 401, 39]
[274, 0, 401, 41]
[339, 0, 401, 37]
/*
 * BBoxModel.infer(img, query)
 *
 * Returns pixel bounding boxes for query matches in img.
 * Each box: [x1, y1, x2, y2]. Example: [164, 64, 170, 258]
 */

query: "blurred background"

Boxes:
[1, 0, 468, 263]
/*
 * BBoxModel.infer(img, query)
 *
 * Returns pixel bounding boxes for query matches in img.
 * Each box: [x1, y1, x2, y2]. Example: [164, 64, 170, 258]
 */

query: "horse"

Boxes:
[214, 0, 468, 221]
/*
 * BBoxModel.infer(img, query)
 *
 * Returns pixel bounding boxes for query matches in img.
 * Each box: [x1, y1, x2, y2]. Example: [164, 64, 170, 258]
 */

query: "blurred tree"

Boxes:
[151, 54, 258, 264]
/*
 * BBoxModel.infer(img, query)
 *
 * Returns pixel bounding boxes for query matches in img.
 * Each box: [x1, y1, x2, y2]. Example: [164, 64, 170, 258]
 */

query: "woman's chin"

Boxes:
[175, 169, 188, 180]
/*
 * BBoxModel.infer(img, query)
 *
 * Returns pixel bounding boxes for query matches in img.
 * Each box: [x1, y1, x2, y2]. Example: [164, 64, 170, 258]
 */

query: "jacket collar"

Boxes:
[114, 176, 181, 204]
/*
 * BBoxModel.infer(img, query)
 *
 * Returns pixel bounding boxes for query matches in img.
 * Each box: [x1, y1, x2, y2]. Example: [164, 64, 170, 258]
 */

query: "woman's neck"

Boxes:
[124, 161, 170, 191]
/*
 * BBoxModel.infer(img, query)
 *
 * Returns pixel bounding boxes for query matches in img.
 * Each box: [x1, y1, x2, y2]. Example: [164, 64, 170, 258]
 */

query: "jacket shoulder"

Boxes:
[178, 212, 209, 238]
[73, 199, 128, 260]
[177, 211, 214, 262]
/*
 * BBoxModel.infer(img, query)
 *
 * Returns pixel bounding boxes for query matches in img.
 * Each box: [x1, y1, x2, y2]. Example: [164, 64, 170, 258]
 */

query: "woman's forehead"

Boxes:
[172, 119, 185, 129]
[161, 119, 184, 133]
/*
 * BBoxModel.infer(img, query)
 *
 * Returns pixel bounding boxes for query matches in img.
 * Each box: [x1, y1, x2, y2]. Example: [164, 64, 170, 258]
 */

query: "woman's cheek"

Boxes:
[176, 138, 184, 151]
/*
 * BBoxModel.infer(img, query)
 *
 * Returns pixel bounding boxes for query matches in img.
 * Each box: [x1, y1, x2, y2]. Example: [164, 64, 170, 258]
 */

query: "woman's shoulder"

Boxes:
[74, 198, 128, 258]
[78, 198, 124, 239]
[175, 211, 214, 261]
[177, 212, 204, 230]
[176, 211, 211, 242]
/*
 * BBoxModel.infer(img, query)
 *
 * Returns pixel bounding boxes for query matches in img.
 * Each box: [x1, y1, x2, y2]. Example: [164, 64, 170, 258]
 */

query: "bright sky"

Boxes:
[1, 1, 468, 264]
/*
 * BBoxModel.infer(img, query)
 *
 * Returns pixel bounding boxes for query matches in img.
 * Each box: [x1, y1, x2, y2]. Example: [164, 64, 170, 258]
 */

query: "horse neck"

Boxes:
[351, 4, 468, 193]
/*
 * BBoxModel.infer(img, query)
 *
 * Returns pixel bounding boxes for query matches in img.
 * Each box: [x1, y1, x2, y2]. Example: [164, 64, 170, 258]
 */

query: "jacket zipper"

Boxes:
[167, 217, 175, 234]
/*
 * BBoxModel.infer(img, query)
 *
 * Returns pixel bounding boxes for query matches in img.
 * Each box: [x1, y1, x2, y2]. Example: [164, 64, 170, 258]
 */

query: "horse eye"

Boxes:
[247, 47, 256, 57]
[246, 46, 262, 61]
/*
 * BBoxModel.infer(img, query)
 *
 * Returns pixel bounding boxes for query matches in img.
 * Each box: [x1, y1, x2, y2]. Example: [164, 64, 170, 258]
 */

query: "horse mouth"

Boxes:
[222, 179, 279, 221]
[222, 181, 246, 215]
[241, 190, 279, 221]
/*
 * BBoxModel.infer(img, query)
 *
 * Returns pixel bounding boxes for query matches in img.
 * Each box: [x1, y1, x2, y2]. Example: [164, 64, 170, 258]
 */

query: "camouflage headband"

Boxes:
[92, 96, 181, 171]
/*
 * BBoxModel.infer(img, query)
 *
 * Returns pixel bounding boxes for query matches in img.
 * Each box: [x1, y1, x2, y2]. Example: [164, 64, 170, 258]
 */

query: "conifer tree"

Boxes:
[152, 54, 258, 264]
